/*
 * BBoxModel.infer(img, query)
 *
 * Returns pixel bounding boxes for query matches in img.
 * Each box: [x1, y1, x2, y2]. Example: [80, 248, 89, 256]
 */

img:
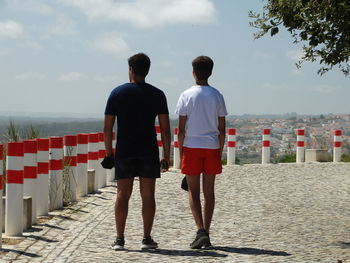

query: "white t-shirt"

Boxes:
[175, 85, 228, 149]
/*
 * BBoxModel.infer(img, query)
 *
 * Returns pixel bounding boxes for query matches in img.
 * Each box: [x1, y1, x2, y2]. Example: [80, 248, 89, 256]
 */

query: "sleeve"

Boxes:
[218, 93, 228, 117]
[175, 93, 187, 116]
[104, 90, 117, 115]
[158, 91, 169, 114]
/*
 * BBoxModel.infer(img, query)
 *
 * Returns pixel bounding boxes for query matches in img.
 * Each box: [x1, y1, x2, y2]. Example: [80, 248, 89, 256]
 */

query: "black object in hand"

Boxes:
[160, 159, 169, 172]
[101, 155, 115, 169]
[181, 176, 188, 191]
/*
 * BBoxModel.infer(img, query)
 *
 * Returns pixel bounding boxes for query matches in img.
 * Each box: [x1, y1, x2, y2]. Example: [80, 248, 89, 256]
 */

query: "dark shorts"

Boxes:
[115, 157, 160, 180]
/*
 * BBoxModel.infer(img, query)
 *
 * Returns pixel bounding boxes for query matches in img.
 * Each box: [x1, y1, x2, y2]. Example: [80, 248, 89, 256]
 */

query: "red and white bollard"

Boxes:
[333, 130, 342, 162]
[77, 134, 88, 197]
[227, 128, 236, 165]
[64, 135, 77, 202]
[262, 129, 271, 164]
[49, 137, 63, 211]
[5, 142, 24, 237]
[98, 132, 106, 188]
[23, 139, 38, 224]
[173, 128, 180, 169]
[0, 144, 3, 247]
[37, 138, 49, 216]
[88, 133, 99, 191]
[296, 129, 305, 163]
[155, 125, 163, 159]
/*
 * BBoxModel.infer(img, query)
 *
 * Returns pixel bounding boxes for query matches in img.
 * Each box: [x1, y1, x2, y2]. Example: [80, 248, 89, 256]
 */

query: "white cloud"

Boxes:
[291, 67, 304, 76]
[286, 49, 303, 61]
[93, 74, 119, 83]
[92, 34, 130, 56]
[48, 15, 78, 37]
[60, 0, 217, 28]
[15, 72, 46, 80]
[5, 0, 53, 15]
[262, 83, 290, 91]
[313, 85, 340, 94]
[0, 20, 23, 39]
[59, 72, 86, 81]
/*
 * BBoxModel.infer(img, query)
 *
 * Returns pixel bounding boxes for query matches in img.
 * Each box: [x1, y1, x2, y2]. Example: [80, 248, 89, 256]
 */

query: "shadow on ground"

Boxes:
[1, 248, 40, 258]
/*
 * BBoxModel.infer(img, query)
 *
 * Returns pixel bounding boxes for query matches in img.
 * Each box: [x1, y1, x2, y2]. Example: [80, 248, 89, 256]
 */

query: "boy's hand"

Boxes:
[160, 158, 169, 173]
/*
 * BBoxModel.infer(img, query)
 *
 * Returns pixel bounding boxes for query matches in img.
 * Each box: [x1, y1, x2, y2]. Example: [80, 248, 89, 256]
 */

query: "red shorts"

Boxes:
[181, 147, 222, 175]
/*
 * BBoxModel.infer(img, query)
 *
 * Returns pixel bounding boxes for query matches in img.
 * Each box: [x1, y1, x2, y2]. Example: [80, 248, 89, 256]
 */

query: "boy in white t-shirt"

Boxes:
[175, 56, 227, 249]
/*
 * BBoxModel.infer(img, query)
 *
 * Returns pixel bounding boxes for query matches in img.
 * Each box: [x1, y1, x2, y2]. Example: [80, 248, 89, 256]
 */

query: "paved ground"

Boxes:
[1, 162, 350, 263]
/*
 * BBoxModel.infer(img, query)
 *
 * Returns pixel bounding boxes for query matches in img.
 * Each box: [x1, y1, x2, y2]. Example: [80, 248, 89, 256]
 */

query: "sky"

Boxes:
[0, 0, 349, 118]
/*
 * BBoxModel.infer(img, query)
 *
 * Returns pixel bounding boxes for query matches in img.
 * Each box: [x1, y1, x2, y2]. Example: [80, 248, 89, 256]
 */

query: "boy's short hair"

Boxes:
[128, 53, 151, 77]
[192, 56, 214, 81]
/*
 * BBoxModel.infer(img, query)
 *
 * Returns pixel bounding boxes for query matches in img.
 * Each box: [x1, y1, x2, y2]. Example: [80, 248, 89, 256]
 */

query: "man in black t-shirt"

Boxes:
[104, 53, 171, 250]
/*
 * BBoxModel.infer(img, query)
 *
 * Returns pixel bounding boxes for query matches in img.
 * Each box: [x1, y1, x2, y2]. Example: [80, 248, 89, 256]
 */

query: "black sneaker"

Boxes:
[141, 236, 158, 250]
[190, 229, 210, 249]
[203, 236, 212, 249]
[111, 237, 125, 250]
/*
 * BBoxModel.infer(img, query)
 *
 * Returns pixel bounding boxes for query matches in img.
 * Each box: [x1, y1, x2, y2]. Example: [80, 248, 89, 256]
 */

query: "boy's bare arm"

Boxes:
[104, 114, 116, 157]
[218, 116, 226, 155]
[178, 115, 187, 159]
[158, 114, 171, 164]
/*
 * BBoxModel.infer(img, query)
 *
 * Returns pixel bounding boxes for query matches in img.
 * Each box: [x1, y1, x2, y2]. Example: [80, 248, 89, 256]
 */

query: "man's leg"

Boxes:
[115, 178, 134, 238]
[139, 177, 156, 238]
[202, 174, 216, 233]
[186, 175, 204, 230]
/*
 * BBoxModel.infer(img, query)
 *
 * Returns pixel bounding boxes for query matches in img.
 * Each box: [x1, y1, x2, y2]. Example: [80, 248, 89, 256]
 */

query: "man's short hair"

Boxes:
[192, 56, 214, 81]
[128, 53, 151, 77]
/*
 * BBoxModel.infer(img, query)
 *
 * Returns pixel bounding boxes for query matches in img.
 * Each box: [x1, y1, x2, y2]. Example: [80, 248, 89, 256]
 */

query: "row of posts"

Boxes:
[0, 127, 345, 248]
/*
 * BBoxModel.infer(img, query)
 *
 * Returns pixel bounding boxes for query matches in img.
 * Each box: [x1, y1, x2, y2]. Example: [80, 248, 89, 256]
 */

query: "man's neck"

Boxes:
[196, 80, 209, 86]
[130, 76, 146, 84]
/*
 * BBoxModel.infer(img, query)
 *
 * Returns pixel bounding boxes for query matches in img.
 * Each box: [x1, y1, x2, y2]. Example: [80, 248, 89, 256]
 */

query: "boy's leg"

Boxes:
[139, 177, 156, 238]
[202, 174, 216, 233]
[115, 178, 134, 238]
[186, 175, 204, 230]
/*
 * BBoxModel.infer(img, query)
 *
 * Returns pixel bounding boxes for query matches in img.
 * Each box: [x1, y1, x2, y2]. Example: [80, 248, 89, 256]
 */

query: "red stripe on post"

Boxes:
[37, 138, 49, 151]
[99, 132, 104, 142]
[50, 137, 63, 149]
[88, 152, 98, 160]
[262, 141, 270, 147]
[6, 170, 23, 184]
[297, 129, 305, 136]
[334, 130, 342, 136]
[157, 141, 163, 147]
[77, 154, 88, 163]
[64, 156, 77, 166]
[334, 142, 342, 147]
[174, 141, 179, 148]
[7, 142, 24, 157]
[228, 128, 236, 135]
[50, 159, 63, 170]
[297, 141, 305, 147]
[174, 128, 178, 135]
[89, 133, 99, 143]
[155, 126, 161, 133]
[38, 162, 49, 174]
[99, 149, 106, 158]
[64, 135, 77, 146]
[24, 140, 37, 153]
[24, 166, 37, 179]
[77, 134, 89, 144]
[263, 129, 271, 135]
[228, 141, 236, 147]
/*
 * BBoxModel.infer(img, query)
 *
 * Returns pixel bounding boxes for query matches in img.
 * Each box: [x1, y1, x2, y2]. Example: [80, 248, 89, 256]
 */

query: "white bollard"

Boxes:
[64, 135, 77, 202]
[88, 133, 99, 191]
[173, 128, 180, 169]
[77, 134, 88, 197]
[0, 144, 3, 248]
[5, 142, 24, 237]
[98, 132, 106, 188]
[333, 130, 342, 162]
[296, 129, 305, 163]
[23, 139, 38, 224]
[49, 137, 63, 211]
[227, 128, 236, 165]
[262, 128, 271, 164]
[37, 138, 49, 216]
[155, 125, 163, 160]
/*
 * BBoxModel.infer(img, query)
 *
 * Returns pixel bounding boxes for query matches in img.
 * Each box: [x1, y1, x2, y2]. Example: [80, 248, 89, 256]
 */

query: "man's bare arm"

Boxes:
[104, 114, 116, 157]
[158, 114, 171, 165]
[218, 116, 226, 156]
[178, 115, 187, 159]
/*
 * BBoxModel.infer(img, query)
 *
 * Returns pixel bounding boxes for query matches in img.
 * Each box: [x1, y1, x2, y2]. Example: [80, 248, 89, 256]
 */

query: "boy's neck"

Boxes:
[195, 80, 209, 86]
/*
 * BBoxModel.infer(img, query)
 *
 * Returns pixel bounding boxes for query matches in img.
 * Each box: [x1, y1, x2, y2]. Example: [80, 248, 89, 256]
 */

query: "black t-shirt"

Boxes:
[105, 82, 169, 160]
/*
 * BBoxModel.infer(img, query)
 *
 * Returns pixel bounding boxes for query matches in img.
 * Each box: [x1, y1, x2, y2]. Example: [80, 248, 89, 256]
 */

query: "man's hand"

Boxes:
[160, 158, 169, 173]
